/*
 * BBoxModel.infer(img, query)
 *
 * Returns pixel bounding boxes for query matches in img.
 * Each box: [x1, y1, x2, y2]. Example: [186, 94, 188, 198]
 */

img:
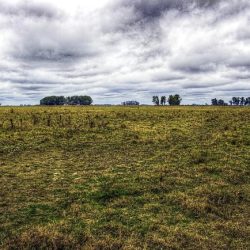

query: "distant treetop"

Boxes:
[40, 95, 93, 106]
[122, 101, 140, 106]
[153, 95, 182, 106]
[211, 97, 250, 106]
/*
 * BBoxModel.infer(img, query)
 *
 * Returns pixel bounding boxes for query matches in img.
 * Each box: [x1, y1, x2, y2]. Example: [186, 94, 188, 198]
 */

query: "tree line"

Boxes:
[212, 97, 250, 106]
[40, 96, 93, 106]
[152, 94, 182, 106]
[152, 95, 250, 106]
[20, 94, 250, 106]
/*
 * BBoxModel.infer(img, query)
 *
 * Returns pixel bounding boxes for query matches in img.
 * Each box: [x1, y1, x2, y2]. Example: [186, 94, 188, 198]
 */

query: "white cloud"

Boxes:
[0, 0, 249, 105]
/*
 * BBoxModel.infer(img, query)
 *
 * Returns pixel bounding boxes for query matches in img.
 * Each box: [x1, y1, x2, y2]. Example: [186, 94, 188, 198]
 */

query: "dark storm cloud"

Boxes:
[111, 0, 220, 23]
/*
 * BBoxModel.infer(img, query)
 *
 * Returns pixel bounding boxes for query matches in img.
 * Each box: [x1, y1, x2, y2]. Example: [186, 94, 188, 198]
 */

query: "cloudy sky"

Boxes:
[0, 0, 249, 105]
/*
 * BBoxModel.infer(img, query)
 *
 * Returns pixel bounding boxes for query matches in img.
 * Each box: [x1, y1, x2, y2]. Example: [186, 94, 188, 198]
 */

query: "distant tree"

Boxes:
[66, 96, 93, 105]
[122, 101, 140, 106]
[232, 97, 240, 106]
[168, 94, 182, 106]
[218, 99, 227, 106]
[40, 95, 93, 106]
[245, 97, 250, 106]
[229, 100, 233, 106]
[240, 97, 245, 106]
[57, 96, 66, 105]
[211, 98, 218, 106]
[40, 96, 66, 106]
[152, 96, 160, 106]
[160, 96, 166, 105]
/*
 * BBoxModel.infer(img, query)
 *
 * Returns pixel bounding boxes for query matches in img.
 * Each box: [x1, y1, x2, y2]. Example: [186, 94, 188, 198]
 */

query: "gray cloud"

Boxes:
[10, 21, 101, 62]
[0, 0, 249, 105]
[0, 1, 61, 19]
[111, 0, 220, 23]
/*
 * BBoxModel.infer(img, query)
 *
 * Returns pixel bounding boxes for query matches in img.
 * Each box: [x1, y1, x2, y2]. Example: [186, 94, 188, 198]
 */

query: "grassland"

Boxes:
[0, 106, 249, 249]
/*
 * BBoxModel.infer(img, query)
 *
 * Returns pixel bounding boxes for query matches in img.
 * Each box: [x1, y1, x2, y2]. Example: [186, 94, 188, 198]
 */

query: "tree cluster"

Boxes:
[153, 94, 182, 106]
[211, 98, 228, 106]
[211, 97, 250, 106]
[40, 95, 93, 106]
[229, 97, 250, 106]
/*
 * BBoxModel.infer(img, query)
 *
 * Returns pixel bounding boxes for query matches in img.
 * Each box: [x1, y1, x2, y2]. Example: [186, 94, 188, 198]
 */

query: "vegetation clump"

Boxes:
[40, 95, 93, 106]
[0, 106, 249, 249]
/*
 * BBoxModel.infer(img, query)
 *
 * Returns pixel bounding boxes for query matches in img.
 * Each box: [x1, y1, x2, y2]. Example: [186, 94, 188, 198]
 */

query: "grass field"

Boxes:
[0, 106, 249, 249]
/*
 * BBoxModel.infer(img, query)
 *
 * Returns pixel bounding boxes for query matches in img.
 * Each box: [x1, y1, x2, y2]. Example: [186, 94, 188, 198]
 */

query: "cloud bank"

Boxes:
[0, 0, 249, 104]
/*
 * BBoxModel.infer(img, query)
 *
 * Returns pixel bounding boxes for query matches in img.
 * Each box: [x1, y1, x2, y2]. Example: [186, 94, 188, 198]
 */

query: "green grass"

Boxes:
[0, 106, 249, 249]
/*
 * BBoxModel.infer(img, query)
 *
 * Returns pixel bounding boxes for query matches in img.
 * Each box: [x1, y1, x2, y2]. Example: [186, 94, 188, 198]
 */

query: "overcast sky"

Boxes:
[0, 0, 249, 105]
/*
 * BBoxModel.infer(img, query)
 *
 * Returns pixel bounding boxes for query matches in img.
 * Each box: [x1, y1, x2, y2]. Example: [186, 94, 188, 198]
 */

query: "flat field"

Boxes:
[0, 106, 249, 249]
